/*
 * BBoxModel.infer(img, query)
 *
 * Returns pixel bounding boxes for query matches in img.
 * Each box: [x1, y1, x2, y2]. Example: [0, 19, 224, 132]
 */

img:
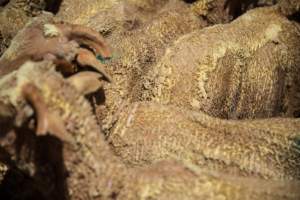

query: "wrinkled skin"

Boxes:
[109, 102, 300, 180]
[83, 0, 207, 131]
[139, 5, 300, 119]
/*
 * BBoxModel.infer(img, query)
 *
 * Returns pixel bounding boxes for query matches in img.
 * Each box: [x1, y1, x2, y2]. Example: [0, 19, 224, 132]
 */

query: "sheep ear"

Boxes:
[22, 83, 49, 135]
[22, 83, 74, 144]
[67, 71, 104, 95]
[76, 48, 113, 83]
[56, 23, 112, 59]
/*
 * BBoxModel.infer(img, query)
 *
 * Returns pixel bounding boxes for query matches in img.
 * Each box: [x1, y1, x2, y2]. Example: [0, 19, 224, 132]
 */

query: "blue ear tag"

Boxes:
[97, 54, 112, 64]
